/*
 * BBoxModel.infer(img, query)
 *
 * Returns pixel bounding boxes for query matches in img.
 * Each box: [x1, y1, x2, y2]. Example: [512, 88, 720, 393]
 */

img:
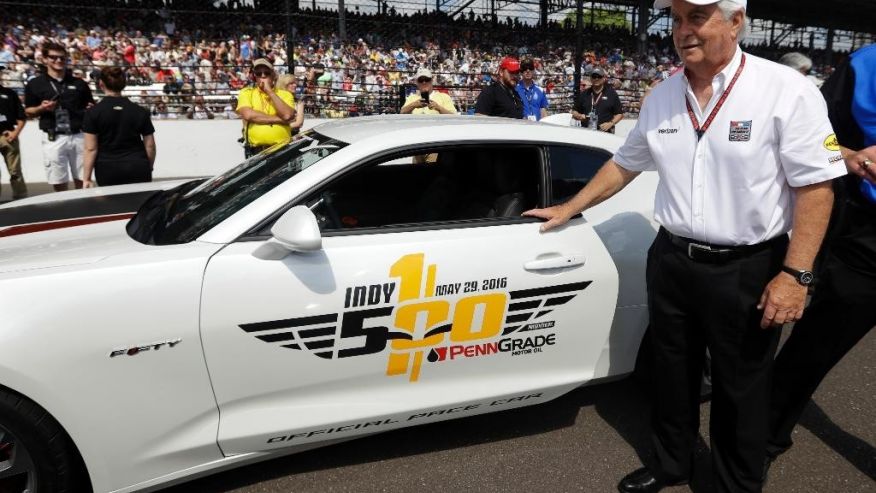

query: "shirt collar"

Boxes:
[683, 45, 743, 89]
[683, 46, 743, 118]
[517, 80, 535, 91]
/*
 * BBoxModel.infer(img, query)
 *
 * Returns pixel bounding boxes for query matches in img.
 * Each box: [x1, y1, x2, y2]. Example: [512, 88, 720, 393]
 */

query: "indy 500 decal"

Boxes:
[240, 253, 591, 382]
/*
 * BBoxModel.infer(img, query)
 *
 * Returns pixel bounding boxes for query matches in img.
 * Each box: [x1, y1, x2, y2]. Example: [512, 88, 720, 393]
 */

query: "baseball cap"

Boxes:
[252, 58, 273, 71]
[499, 56, 520, 73]
[591, 68, 606, 77]
[654, 0, 746, 9]
[414, 67, 433, 80]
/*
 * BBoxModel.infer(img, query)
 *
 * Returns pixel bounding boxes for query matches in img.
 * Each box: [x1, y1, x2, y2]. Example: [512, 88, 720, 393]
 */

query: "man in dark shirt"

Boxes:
[571, 68, 624, 133]
[0, 65, 27, 200]
[765, 44, 876, 480]
[24, 42, 94, 191]
[474, 56, 523, 119]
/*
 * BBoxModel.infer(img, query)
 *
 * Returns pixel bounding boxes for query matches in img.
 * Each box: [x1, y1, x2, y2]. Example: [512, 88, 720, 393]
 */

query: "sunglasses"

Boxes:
[253, 70, 272, 77]
[417, 77, 431, 83]
[46, 54, 66, 61]
[591, 74, 604, 79]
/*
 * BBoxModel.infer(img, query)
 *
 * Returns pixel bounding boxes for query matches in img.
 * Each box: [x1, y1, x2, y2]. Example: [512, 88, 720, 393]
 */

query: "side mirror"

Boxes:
[271, 205, 322, 252]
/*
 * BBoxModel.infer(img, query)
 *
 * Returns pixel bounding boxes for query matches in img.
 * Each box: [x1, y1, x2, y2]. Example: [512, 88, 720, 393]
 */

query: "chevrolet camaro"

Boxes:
[0, 115, 659, 492]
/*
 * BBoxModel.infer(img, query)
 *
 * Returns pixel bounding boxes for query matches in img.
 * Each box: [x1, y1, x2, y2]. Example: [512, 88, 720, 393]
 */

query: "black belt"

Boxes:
[662, 228, 787, 263]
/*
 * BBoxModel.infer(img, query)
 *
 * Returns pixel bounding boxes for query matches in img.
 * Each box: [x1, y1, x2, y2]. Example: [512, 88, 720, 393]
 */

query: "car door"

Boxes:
[199, 143, 620, 455]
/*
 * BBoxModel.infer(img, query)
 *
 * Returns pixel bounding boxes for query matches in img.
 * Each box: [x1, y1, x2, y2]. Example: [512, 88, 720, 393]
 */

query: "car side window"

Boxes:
[305, 145, 544, 233]
[549, 145, 611, 205]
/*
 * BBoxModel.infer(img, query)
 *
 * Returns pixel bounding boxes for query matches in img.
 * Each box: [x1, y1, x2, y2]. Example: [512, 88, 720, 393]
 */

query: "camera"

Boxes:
[420, 91, 430, 104]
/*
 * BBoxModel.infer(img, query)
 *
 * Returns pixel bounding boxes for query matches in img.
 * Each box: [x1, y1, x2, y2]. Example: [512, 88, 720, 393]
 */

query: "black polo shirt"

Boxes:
[475, 82, 523, 119]
[573, 86, 623, 132]
[82, 96, 154, 165]
[0, 86, 24, 133]
[24, 72, 94, 133]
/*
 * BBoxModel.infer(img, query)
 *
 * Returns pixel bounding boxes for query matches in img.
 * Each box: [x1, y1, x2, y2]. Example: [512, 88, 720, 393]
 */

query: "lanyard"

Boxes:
[48, 78, 64, 98]
[521, 84, 536, 114]
[685, 53, 746, 141]
[591, 89, 604, 111]
[523, 85, 535, 103]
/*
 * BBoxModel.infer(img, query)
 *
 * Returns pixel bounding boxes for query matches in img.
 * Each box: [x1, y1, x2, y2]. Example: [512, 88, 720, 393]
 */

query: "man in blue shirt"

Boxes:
[515, 59, 548, 121]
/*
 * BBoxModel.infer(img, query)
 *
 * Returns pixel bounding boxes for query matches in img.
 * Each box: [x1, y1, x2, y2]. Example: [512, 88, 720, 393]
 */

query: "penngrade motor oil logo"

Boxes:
[240, 253, 590, 382]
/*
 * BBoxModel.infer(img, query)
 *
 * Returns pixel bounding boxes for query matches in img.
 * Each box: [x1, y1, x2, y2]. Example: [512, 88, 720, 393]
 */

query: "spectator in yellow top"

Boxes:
[400, 67, 456, 115]
[236, 58, 295, 158]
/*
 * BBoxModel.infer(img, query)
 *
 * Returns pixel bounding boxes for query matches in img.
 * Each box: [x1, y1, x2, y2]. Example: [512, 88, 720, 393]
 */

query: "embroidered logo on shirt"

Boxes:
[658, 128, 678, 134]
[729, 120, 752, 142]
[823, 133, 840, 152]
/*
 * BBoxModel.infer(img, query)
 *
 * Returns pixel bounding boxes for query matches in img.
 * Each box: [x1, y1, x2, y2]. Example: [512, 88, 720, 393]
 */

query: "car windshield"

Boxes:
[127, 131, 345, 245]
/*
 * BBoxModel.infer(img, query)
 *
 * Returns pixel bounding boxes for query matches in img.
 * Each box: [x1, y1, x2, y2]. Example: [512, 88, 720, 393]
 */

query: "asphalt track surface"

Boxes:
[158, 333, 874, 493]
[4, 184, 874, 493]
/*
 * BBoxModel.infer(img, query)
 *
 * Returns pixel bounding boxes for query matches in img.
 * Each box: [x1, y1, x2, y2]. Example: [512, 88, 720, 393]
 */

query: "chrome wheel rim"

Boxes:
[0, 423, 35, 493]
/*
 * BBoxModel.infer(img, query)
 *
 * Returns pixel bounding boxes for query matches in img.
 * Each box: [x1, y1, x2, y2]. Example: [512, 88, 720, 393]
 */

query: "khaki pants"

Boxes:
[0, 135, 27, 199]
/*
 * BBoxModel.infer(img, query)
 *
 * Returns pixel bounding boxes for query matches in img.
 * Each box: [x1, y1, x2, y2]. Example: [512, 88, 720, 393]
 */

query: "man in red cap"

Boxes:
[474, 56, 523, 118]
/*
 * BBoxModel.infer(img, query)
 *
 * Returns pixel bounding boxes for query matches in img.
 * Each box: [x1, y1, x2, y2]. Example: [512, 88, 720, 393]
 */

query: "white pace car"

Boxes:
[0, 115, 659, 492]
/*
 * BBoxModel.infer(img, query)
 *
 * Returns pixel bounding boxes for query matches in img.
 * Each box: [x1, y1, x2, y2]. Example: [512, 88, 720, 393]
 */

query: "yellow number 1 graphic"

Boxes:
[386, 254, 508, 382]
[388, 254, 440, 381]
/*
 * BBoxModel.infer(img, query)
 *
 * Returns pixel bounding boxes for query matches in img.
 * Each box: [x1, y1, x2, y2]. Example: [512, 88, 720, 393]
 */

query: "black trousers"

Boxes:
[646, 228, 787, 493]
[768, 254, 876, 455]
[95, 159, 151, 186]
[244, 144, 271, 159]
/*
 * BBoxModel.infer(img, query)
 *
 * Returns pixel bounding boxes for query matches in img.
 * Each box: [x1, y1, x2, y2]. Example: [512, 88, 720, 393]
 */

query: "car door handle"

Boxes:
[524, 255, 586, 271]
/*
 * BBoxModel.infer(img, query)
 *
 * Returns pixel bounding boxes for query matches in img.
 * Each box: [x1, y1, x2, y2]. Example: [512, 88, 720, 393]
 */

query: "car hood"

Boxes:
[0, 217, 148, 274]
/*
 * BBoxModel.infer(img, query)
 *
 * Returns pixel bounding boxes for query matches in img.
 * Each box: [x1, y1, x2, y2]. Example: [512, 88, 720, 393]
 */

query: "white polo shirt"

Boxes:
[614, 48, 847, 246]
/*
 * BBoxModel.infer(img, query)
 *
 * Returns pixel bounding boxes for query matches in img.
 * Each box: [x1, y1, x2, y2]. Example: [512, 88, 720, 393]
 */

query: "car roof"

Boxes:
[313, 115, 548, 143]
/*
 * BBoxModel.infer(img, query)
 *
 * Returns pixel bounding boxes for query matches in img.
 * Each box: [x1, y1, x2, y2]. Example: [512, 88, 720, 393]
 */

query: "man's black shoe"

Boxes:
[618, 467, 688, 493]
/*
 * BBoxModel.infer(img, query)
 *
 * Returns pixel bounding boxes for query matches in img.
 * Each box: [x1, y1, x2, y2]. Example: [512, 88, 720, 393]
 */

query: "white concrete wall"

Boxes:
[1, 118, 637, 185]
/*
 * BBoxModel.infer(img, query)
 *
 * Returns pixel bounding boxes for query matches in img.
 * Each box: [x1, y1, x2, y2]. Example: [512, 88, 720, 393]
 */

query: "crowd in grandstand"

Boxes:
[0, 1, 849, 118]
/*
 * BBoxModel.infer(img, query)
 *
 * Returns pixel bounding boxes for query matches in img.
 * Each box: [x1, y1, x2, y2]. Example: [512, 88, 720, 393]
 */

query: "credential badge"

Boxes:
[729, 120, 752, 142]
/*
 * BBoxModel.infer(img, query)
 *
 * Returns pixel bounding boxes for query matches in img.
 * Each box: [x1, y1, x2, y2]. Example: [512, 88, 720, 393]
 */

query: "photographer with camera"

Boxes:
[400, 68, 456, 115]
[235, 58, 295, 158]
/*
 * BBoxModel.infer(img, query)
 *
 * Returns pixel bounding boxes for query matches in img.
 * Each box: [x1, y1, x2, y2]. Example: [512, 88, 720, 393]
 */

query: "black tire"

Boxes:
[0, 387, 89, 493]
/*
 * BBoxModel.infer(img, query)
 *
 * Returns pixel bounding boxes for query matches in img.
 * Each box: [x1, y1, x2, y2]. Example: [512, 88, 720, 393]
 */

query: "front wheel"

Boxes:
[0, 388, 88, 493]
